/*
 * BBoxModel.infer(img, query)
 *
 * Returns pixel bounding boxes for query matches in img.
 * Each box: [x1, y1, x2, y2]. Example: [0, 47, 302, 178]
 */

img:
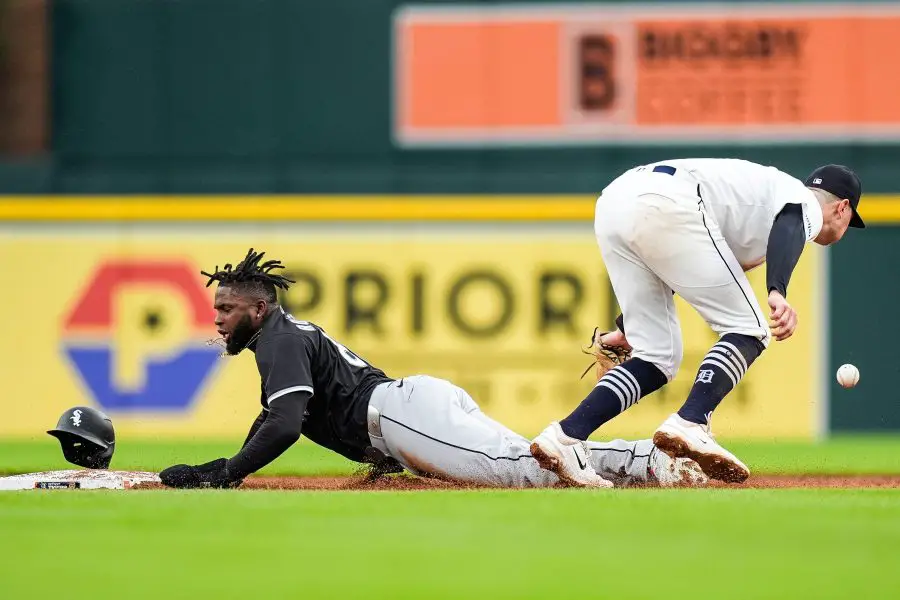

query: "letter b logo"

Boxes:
[579, 34, 616, 112]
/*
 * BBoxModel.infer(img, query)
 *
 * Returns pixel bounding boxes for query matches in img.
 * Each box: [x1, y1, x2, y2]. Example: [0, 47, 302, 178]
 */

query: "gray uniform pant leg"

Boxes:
[585, 438, 655, 487]
[367, 375, 655, 488]
[368, 375, 556, 488]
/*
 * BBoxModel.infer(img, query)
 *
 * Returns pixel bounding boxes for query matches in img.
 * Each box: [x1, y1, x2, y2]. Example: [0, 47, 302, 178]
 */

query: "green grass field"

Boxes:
[3, 434, 900, 476]
[2, 437, 900, 599]
[2, 488, 899, 598]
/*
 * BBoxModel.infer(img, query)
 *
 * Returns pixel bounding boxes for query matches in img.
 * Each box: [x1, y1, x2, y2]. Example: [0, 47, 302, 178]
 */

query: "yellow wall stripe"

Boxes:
[1, 195, 899, 222]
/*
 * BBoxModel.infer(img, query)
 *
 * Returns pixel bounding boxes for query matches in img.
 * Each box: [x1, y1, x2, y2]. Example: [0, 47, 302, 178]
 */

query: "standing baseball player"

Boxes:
[530, 161, 864, 486]
[159, 249, 708, 490]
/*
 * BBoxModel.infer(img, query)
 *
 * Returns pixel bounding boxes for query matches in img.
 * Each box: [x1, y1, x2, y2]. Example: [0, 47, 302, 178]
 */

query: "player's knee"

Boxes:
[634, 356, 679, 383]
[652, 340, 683, 382]
[633, 344, 682, 382]
[719, 333, 766, 368]
[670, 344, 684, 380]
[649, 361, 679, 383]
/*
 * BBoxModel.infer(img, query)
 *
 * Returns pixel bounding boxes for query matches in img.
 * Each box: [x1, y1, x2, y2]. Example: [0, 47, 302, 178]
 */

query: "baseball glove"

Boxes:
[580, 326, 632, 382]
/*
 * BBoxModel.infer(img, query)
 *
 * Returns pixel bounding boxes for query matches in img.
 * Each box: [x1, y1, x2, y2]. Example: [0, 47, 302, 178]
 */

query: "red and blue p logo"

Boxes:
[62, 260, 221, 412]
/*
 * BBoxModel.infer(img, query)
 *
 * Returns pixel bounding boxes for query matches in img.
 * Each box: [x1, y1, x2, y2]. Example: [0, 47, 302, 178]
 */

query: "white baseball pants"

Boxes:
[595, 170, 770, 380]
[366, 376, 657, 488]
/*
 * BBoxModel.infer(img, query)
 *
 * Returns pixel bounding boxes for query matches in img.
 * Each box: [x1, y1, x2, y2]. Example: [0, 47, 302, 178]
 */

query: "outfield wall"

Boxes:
[2, 0, 895, 435]
[5, 0, 900, 193]
[0, 196, 837, 440]
[828, 229, 900, 432]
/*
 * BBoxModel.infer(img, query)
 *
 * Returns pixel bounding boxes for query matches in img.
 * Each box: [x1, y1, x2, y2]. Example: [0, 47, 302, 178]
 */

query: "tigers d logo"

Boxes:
[61, 260, 220, 412]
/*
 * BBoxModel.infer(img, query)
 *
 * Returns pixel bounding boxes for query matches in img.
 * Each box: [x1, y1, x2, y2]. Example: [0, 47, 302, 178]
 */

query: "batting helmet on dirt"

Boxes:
[47, 406, 116, 469]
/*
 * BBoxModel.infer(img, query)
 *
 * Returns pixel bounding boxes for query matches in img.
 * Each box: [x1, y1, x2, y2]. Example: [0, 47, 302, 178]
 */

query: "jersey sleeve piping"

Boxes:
[800, 196, 824, 242]
[268, 385, 314, 404]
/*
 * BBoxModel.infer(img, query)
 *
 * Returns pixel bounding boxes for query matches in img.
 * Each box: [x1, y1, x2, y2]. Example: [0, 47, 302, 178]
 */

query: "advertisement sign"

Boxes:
[0, 223, 823, 439]
[394, 3, 900, 146]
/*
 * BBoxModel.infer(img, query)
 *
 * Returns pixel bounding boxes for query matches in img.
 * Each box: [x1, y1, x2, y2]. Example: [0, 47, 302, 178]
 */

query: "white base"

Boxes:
[0, 470, 160, 490]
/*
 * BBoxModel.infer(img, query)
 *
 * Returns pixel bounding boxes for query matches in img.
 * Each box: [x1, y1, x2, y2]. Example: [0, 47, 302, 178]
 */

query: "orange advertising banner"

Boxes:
[394, 3, 900, 145]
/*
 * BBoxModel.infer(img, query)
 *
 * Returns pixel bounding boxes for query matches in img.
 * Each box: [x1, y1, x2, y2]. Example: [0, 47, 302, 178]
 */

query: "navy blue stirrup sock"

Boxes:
[560, 358, 668, 440]
[677, 333, 765, 425]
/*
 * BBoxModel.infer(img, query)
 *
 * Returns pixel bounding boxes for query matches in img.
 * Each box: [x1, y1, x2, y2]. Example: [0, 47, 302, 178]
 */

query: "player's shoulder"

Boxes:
[675, 158, 802, 185]
[258, 311, 322, 351]
[669, 157, 769, 173]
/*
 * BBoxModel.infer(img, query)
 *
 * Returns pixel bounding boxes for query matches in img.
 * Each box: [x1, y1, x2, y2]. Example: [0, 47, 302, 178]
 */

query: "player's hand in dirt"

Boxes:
[768, 290, 797, 341]
[159, 458, 241, 489]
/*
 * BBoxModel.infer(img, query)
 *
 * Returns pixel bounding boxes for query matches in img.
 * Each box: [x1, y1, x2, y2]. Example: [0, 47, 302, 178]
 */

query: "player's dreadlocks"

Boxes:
[201, 248, 295, 302]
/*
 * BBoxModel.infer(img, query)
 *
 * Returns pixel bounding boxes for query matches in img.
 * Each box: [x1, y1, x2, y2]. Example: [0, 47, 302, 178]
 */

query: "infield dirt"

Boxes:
[135, 473, 900, 491]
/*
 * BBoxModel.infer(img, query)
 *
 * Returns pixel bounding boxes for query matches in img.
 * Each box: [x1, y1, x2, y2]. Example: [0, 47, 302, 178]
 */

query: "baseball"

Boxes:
[836, 364, 860, 388]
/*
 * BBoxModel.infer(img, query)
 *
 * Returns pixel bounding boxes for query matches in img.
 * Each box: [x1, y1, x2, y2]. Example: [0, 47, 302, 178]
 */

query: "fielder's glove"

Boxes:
[580, 326, 632, 382]
[159, 458, 241, 489]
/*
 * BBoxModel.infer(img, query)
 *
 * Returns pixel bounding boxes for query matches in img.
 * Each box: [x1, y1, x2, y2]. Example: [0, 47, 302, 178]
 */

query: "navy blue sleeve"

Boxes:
[255, 334, 314, 405]
[241, 409, 268, 449]
[226, 390, 309, 480]
[766, 203, 807, 298]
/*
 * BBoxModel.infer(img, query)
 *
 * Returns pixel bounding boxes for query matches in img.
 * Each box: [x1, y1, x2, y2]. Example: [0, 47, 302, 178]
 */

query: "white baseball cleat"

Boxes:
[530, 422, 614, 488]
[652, 413, 750, 483]
[648, 446, 709, 488]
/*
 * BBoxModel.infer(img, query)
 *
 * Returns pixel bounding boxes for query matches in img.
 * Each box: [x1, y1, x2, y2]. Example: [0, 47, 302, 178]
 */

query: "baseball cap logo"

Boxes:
[804, 164, 865, 229]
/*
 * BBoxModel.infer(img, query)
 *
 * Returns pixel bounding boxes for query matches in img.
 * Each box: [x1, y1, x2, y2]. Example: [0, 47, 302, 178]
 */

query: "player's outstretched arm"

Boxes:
[159, 393, 309, 489]
[225, 392, 308, 480]
[241, 409, 268, 449]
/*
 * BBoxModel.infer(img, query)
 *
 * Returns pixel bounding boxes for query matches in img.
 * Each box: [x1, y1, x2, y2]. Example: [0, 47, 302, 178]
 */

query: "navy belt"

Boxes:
[651, 164, 702, 198]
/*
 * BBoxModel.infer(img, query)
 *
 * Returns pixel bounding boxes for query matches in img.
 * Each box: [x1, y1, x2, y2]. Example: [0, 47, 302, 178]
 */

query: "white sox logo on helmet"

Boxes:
[70, 410, 83, 427]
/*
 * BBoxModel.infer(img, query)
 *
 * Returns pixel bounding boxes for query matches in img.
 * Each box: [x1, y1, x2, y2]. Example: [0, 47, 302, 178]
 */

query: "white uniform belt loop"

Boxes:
[651, 164, 699, 187]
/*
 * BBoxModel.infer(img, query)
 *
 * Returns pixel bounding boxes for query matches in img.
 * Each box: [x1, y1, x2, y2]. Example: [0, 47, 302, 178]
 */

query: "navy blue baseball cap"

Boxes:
[804, 164, 865, 229]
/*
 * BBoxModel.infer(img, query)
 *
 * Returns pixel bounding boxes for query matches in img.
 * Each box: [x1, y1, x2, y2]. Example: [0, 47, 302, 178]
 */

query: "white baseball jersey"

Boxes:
[594, 158, 823, 377]
[651, 159, 824, 271]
